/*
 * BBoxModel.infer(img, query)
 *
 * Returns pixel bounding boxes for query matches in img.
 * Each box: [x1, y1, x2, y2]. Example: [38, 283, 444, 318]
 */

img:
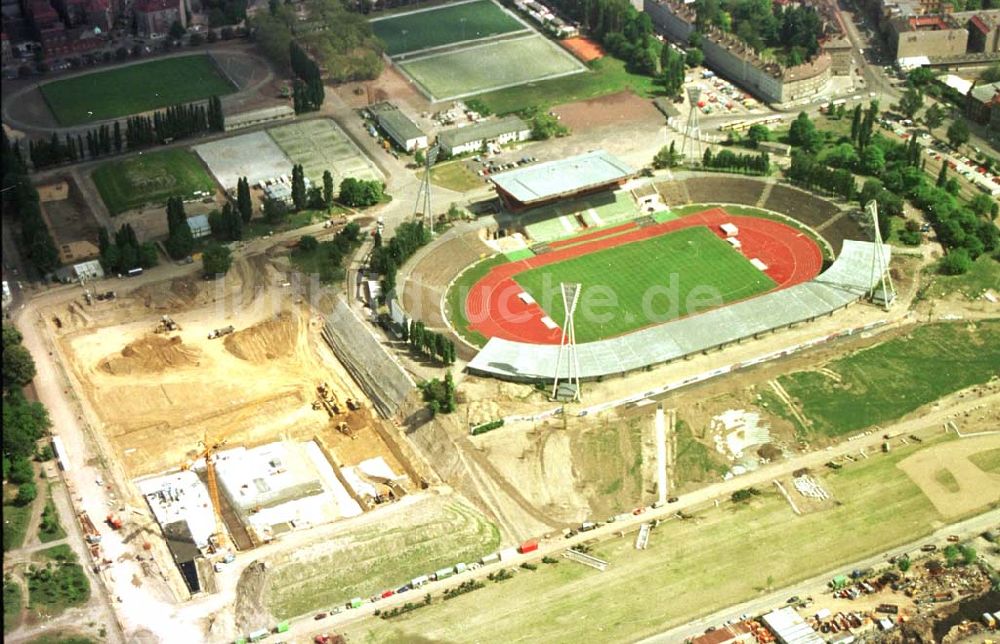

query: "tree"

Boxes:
[897, 557, 911, 573]
[652, 143, 680, 169]
[946, 119, 970, 149]
[291, 163, 306, 211]
[924, 103, 945, 129]
[937, 163, 948, 187]
[788, 112, 820, 151]
[850, 105, 862, 142]
[686, 47, 704, 67]
[298, 234, 319, 252]
[960, 545, 977, 565]
[164, 196, 194, 259]
[8, 456, 34, 484]
[262, 197, 288, 223]
[169, 20, 186, 40]
[3, 391, 51, 460]
[939, 248, 972, 275]
[338, 178, 384, 208]
[747, 124, 771, 147]
[969, 193, 994, 217]
[202, 242, 232, 277]
[3, 344, 36, 389]
[322, 170, 334, 208]
[531, 113, 569, 140]
[237, 177, 252, 222]
[15, 481, 37, 506]
[898, 86, 924, 120]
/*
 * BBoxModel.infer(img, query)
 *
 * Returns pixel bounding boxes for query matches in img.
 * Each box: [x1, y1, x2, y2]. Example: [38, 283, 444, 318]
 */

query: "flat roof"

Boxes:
[437, 115, 530, 149]
[371, 102, 425, 144]
[490, 150, 634, 204]
[762, 607, 824, 644]
[971, 80, 1000, 102]
[468, 240, 889, 380]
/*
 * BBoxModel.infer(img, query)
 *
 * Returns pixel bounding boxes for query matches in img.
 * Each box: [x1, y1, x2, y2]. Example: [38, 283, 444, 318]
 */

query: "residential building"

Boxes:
[888, 14, 968, 60]
[966, 80, 1000, 125]
[134, 0, 182, 36]
[959, 9, 1000, 53]
[436, 115, 531, 156]
[822, 35, 854, 75]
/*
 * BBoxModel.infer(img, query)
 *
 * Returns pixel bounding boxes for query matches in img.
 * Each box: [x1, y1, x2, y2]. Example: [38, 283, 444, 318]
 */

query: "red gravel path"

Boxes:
[466, 208, 823, 345]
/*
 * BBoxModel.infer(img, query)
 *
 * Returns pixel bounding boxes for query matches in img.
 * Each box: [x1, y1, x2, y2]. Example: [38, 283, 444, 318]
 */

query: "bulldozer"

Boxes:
[154, 315, 180, 334]
[315, 383, 342, 416]
[335, 421, 354, 439]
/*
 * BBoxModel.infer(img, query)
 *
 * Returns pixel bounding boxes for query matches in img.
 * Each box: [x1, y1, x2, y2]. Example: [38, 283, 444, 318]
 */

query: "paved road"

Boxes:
[289, 390, 1000, 643]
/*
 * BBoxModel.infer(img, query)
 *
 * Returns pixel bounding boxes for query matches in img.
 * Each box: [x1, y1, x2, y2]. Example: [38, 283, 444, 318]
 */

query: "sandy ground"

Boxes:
[898, 432, 1000, 519]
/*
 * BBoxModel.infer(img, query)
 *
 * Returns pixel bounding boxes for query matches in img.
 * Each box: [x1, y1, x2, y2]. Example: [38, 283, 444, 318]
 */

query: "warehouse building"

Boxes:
[490, 150, 634, 212]
[761, 607, 824, 644]
[436, 115, 531, 156]
[370, 102, 427, 152]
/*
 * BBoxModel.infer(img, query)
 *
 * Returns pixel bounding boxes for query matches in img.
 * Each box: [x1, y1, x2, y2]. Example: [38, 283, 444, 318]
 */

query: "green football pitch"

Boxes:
[92, 148, 216, 215]
[514, 227, 777, 342]
[371, 0, 526, 56]
[39, 55, 235, 126]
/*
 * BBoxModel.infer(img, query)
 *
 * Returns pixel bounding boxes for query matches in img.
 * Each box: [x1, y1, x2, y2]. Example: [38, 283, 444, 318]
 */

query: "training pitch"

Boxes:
[91, 149, 217, 215]
[371, 0, 527, 56]
[268, 119, 382, 187]
[398, 34, 586, 102]
[39, 55, 236, 126]
[513, 226, 776, 343]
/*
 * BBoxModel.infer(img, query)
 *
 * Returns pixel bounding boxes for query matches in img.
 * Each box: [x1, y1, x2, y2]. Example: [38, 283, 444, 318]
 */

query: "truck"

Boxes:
[247, 629, 269, 642]
[208, 325, 235, 340]
[348, 597, 364, 609]
[518, 539, 539, 554]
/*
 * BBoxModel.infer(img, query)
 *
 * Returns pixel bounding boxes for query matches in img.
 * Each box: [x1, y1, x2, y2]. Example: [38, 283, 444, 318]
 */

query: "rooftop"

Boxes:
[134, 0, 177, 13]
[490, 150, 634, 205]
[970, 80, 1000, 103]
[437, 115, 530, 149]
[370, 102, 425, 144]
[761, 607, 824, 644]
[690, 621, 754, 644]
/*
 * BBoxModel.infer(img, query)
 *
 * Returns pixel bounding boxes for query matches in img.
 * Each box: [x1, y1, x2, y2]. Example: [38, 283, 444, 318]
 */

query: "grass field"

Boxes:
[970, 448, 1000, 474]
[933, 468, 961, 493]
[476, 55, 660, 115]
[673, 419, 729, 491]
[91, 149, 216, 215]
[399, 34, 585, 101]
[779, 321, 1000, 437]
[425, 162, 483, 192]
[514, 226, 777, 343]
[344, 435, 967, 644]
[3, 581, 20, 634]
[924, 254, 1000, 301]
[372, 0, 525, 56]
[569, 418, 645, 517]
[39, 55, 235, 126]
[265, 499, 499, 620]
[2, 482, 32, 553]
[268, 119, 381, 186]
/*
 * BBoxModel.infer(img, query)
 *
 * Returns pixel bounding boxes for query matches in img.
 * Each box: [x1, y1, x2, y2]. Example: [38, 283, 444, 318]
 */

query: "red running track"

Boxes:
[465, 208, 824, 345]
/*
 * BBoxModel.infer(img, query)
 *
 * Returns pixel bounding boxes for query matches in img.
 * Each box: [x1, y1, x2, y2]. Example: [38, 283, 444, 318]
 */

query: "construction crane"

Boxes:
[182, 434, 229, 553]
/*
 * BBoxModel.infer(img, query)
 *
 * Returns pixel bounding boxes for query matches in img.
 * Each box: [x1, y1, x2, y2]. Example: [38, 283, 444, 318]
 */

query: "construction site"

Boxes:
[41, 253, 428, 602]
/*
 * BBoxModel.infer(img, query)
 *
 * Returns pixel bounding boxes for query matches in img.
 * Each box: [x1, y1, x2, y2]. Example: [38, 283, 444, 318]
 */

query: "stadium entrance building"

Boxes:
[490, 150, 635, 212]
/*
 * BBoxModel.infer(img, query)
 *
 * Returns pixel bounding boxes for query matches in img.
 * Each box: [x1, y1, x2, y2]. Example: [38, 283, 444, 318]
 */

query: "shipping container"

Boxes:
[454, 562, 467, 574]
[434, 567, 455, 581]
[411, 575, 429, 587]
[499, 547, 519, 562]
[518, 539, 539, 554]
[275, 622, 289, 633]
[248, 629, 269, 642]
[480, 553, 500, 565]
[349, 597, 363, 609]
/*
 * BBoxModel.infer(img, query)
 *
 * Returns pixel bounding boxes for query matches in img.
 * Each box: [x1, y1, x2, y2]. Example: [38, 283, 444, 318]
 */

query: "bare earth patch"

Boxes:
[897, 434, 1000, 518]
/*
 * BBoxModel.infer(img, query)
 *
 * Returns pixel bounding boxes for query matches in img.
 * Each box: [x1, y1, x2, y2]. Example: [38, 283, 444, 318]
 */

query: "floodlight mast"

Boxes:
[682, 87, 703, 165]
[865, 200, 895, 310]
[551, 282, 581, 402]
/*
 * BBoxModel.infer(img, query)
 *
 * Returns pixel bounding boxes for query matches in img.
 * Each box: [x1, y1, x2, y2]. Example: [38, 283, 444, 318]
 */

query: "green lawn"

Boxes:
[400, 34, 585, 101]
[372, 0, 526, 56]
[673, 419, 729, 491]
[3, 581, 21, 634]
[425, 162, 484, 192]
[779, 321, 1000, 437]
[477, 55, 662, 115]
[2, 482, 33, 553]
[343, 435, 960, 644]
[265, 500, 499, 620]
[568, 418, 645, 517]
[39, 55, 235, 126]
[446, 254, 505, 348]
[925, 254, 1000, 301]
[514, 226, 777, 343]
[934, 468, 961, 493]
[91, 148, 216, 215]
[970, 448, 1000, 475]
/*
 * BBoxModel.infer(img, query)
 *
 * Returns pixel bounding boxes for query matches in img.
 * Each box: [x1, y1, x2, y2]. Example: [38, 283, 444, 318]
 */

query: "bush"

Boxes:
[898, 229, 922, 246]
[15, 482, 37, 506]
[470, 419, 504, 436]
[939, 249, 972, 275]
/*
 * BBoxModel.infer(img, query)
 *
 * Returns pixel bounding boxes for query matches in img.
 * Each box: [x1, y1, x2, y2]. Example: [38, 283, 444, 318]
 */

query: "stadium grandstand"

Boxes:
[466, 240, 890, 381]
[491, 150, 635, 211]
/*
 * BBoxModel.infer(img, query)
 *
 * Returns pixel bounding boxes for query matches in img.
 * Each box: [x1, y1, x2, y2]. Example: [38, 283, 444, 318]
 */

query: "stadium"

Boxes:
[400, 151, 893, 383]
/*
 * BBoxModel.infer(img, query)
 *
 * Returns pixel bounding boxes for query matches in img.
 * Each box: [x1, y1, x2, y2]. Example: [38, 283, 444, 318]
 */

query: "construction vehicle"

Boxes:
[336, 421, 353, 439]
[315, 383, 343, 416]
[154, 315, 180, 333]
[207, 325, 234, 340]
[106, 513, 123, 530]
[181, 434, 230, 552]
[364, 470, 404, 501]
[79, 511, 101, 544]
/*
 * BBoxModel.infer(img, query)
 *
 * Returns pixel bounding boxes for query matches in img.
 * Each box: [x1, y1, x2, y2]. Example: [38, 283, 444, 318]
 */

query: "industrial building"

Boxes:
[490, 150, 635, 211]
[761, 607, 825, 644]
[436, 115, 531, 156]
[369, 102, 428, 152]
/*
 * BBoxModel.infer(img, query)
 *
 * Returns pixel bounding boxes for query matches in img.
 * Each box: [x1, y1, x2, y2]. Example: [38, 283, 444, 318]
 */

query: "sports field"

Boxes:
[39, 55, 235, 126]
[514, 226, 776, 342]
[779, 320, 1000, 437]
[91, 149, 217, 215]
[344, 434, 984, 644]
[268, 119, 381, 186]
[371, 0, 526, 56]
[399, 34, 586, 101]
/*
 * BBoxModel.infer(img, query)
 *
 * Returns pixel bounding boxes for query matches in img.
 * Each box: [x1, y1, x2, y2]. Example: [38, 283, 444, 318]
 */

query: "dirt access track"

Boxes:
[898, 433, 1000, 519]
[46, 254, 409, 481]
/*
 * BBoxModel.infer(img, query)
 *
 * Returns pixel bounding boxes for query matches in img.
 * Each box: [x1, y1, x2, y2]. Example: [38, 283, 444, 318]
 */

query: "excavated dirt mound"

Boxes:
[224, 311, 296, 363]
[98, 335, 201, 375]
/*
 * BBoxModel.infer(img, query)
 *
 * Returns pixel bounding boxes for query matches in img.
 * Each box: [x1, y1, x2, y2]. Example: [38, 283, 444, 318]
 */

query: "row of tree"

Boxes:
[25, 98, 224, 169]
[208, 203, 245, 242]
[787, 151, 856, 200]
[1, 132, 60, 274]
[405, 320, 456, 365]
[165, 196, 196, 260]
[546, 0, 661, 76]
[289, 41, 325, 114]
[370, 220, 431, 296]
[98, 224, 158, 275]
[701, 148, 770, 174]
[2, 325, 53, 523]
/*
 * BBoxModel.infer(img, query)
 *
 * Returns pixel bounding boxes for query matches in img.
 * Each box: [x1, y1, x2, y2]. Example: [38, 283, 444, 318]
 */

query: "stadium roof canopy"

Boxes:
[490, 150, 634, 206]
[467, 240, 890, 381]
